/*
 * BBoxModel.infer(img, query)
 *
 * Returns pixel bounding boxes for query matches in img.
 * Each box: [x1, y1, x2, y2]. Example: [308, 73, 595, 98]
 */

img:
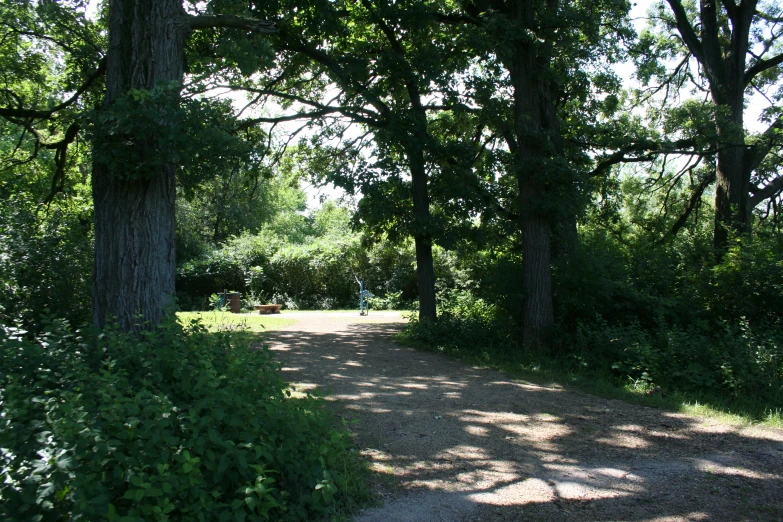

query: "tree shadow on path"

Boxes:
[266, 320, 783, 522]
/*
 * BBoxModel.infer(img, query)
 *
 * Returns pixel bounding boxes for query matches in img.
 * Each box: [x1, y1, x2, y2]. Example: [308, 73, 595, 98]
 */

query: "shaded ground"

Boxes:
[265, 312, 783, 522]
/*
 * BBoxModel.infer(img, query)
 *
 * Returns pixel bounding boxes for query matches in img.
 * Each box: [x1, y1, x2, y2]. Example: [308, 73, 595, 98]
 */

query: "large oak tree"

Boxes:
[640, 0, 783, 253]
[458, 0, 633, 348]
[0, 0, 275, 331]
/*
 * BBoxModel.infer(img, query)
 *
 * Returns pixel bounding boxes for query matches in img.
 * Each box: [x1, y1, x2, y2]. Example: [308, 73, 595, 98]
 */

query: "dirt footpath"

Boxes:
[265, 312, 783, 522]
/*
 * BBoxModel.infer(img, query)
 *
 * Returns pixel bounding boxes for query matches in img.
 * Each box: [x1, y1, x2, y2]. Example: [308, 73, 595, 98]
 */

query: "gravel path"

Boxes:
[265, 312, 783, 521]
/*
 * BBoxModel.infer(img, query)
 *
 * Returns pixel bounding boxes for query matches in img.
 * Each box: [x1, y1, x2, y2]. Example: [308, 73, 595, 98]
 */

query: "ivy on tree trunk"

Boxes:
[92, 0, 187, 331]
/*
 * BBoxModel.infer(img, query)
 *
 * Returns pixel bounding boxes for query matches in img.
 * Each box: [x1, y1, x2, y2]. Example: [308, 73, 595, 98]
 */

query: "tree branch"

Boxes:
[666, 171, 716, 238]
[755, 9, 783, 23]
[588, 137, 699, 177]
[745, 52, 783, 85]
[279, 35, 391, 120]
[236, 108, 359, 129]
[743, 114, 783, 174]
[188, 14, 277, 33]
[720, 0, 738, 21]
[0, 58, 106, 121]
[214, 84, 384, 126]
[42, 122, 81, 204]
[359, 0, 426, 117]
[666, 0, 707, 65]
[749, 175, 783, 207]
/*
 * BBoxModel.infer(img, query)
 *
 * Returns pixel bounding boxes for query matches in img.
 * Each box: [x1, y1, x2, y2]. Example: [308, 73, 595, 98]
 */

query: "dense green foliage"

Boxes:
[0, 317, 368, 521]
[0, 116, 94, 330]
[404, 208, 783, 419]
[175, 192, 419, 310]
[0, 190, 93, 329]
[1, 1, 783, 520]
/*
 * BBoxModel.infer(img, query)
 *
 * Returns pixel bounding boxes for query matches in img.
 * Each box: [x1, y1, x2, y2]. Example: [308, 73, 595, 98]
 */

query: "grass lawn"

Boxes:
[177, 311, 297, 334]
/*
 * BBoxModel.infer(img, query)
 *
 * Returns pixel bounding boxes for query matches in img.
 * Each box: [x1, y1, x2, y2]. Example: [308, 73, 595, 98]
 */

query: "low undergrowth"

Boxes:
[0, 316, 371, 521]
[400, 294, 783, 428]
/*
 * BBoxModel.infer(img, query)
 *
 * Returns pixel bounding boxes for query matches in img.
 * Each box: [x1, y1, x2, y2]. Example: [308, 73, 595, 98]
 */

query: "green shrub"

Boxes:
[0, 195, 93, 328]
[707, 236, 783, 323]
[405, 285, 783, 416]
[265, 236, 359, 309]
[176, 229, 419, 311]
[605, 319, 783, 400]
[404, 290, 517, 359]
[0, 317, 368, 521]
[366, 291, 405, 310]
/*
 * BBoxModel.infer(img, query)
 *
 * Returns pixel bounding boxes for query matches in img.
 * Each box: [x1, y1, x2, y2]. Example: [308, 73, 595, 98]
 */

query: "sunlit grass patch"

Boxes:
[177, 311, 296, 333]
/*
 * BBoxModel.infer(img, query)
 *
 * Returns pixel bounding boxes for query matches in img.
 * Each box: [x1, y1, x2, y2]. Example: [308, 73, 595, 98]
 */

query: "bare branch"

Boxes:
[749, 175, 783, 207]
[666, 171, 716, 238]
[745, 52, 783, 86]
[660, 155, 703, 216]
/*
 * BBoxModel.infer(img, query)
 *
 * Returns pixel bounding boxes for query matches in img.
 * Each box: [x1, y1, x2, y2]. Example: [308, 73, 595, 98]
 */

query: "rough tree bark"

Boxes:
[92, 0, 187, 331]
[408, 141, 438, 322]
[506, 0, 558, 349]
[91, 1, 275, 331]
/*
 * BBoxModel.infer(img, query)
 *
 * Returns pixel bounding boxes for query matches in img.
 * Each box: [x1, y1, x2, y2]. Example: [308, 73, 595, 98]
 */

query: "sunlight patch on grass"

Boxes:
[678, 401, 751, 426]
[177, 311, 296, 333]
[762, 409, 783, 428]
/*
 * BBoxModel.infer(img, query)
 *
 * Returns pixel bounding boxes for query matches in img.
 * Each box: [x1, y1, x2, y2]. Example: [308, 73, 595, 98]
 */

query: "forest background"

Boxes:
[1, 0, 782, 520]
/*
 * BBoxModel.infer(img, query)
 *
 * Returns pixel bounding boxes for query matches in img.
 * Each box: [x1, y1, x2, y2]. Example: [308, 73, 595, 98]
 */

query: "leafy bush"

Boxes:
[404, 279, 783, 416]
[0, 194, 93, 328]
[176, 229, 419, 311]
[366, 291, 404, 310]
[264, 236, 359, 309]
[707, 236, 783, 323]
[404, 290, 517, 360]
[0, 317, 368, 521]
[604, 319, 783, 400]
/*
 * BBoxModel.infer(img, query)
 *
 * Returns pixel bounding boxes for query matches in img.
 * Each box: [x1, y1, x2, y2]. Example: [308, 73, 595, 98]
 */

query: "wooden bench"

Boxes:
[254, 304, 282, 315]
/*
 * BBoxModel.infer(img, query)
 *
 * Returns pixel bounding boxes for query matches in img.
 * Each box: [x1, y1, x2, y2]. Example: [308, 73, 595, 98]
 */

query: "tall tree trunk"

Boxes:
[540, 69, 577, 265]
[408, 143, 437, 321]
[92, 0, 188, 331]
[507, 0, 555, 349]
[671, 0, 756, 256]
[712, 90, 750, 254]
[520, 211, 554, 347]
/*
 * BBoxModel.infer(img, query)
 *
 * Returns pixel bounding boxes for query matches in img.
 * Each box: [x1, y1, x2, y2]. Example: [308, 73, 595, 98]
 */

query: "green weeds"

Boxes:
[0, 316, 372, 521]
[401, 305, 783, 428]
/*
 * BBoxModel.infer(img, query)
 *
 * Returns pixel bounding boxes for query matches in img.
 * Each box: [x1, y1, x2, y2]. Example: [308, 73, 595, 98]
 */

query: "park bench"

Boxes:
[254, 304, 282, 314]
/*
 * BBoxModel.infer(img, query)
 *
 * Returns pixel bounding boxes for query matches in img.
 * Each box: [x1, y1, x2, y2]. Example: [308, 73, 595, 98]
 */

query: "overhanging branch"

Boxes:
[0, 58, 106, 121]
[745, 52, 783, 86]
[188, 14, 277, 33]
[236, 108, 351, 129]
[750, 175, 783, 207]
[214, 84, 384, 127]
[588, 137, 699, 177]
[665, 170, 716, 238]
